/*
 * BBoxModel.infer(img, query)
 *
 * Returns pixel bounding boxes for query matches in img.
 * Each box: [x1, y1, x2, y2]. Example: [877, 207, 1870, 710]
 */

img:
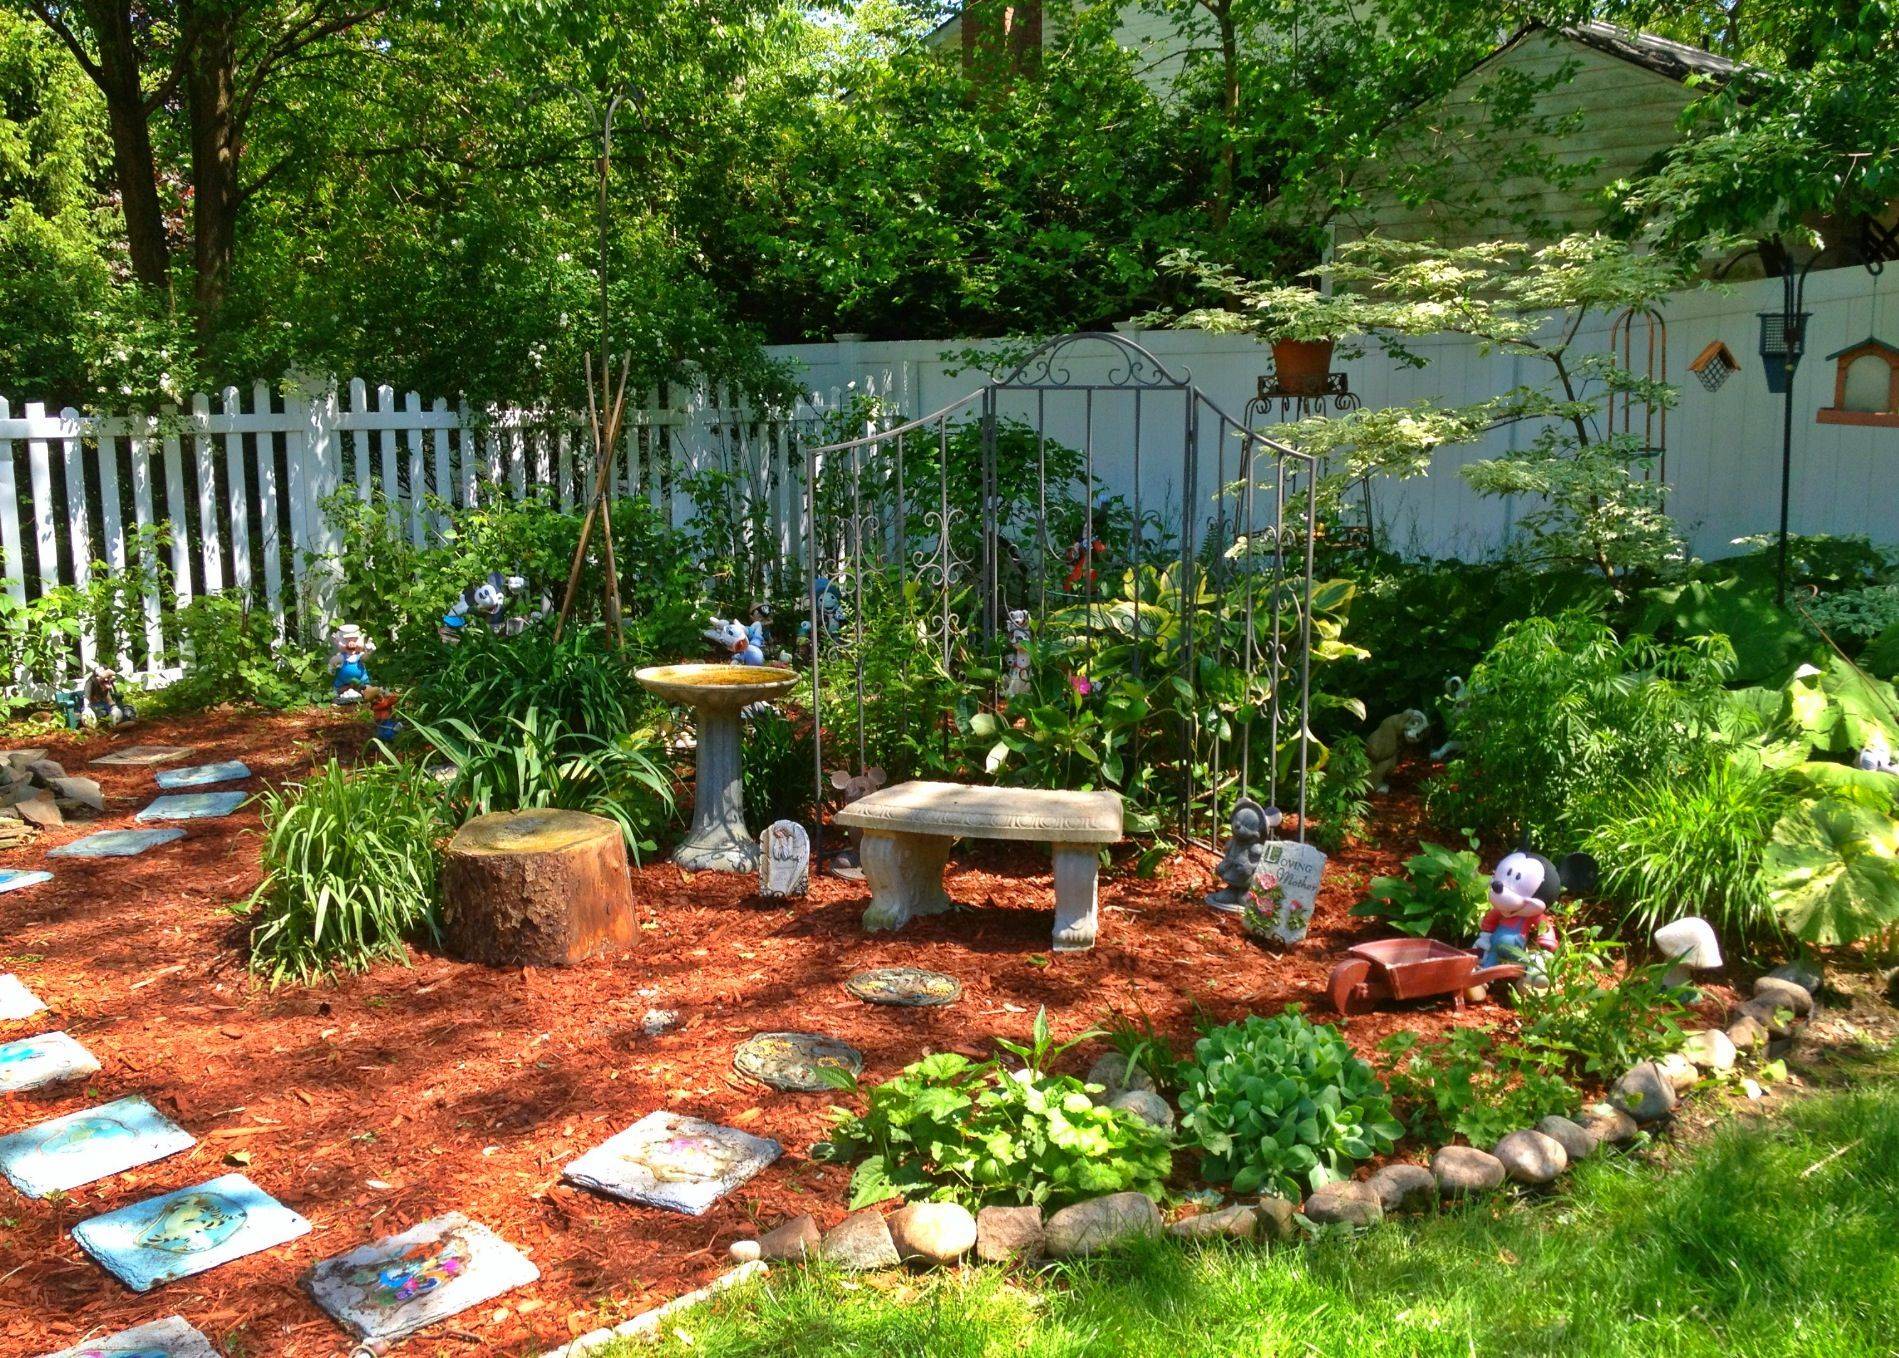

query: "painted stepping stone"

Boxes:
[155, 760, 251, 790]
[733, 1031, 863, 1092]
[563, 1111, 782, 1216]
[0, 868, 53, 895]
[0, 1095, 196, 1198]
[0, 1031, 101, 1093]
[137, 792, 247, 822]
[305, 1212, 540, 1342]
[0, 973, 46, 1020]
[39, 1315, 220, 1358]
[90, 746, 196, 768]
[844, 966, 963, 1008]
[49, 828, 186, 858]
[73, 1172, 312, 1292]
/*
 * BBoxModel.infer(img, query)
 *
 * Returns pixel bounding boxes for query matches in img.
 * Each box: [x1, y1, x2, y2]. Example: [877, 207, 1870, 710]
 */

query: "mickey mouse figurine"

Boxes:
[1474, 843, 1597, 983]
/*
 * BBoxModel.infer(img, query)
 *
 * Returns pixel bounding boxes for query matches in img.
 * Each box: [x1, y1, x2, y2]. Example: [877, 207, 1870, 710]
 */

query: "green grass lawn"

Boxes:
[609, 1071, 1899, 1358]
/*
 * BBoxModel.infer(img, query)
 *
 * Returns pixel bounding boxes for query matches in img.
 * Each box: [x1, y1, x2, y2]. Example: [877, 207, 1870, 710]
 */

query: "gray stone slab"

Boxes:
[835, 779, 1124, 843]
[3, 748, 48, 770]
[845, 966, 962, 1007]
[0, 973, 46, 1020]
[734, 1032, 862, 1092]
[0, 868, 52, 895]
[72, 1172, 312, 1292]
[0, 1094, 195, 1198]
[90, 745, 196, 767]
[305, 1212, 540, 1341]
[39, 1315, 220, 1358]
[0, 1030, 101, 1094]
[49, 827, 186, 858]
[155, 760, 252, 790]
[137, 791, 248, 822]
[563, 1111, 782, 1216]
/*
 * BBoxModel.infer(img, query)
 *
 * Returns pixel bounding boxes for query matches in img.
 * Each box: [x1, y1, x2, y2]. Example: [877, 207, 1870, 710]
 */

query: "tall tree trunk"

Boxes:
[88, 4, 169, 289]
[1214, 4, 1238, 232]
[182, 4, 241, 333]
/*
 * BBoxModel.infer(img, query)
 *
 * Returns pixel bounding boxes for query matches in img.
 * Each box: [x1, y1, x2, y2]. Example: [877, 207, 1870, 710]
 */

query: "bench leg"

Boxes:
[1051, 845, 1100, 951]
[859, 829, 954, 933]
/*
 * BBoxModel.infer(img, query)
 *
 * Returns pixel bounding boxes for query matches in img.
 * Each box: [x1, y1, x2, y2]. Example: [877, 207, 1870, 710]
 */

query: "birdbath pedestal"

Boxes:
[636, 663, 799, 872]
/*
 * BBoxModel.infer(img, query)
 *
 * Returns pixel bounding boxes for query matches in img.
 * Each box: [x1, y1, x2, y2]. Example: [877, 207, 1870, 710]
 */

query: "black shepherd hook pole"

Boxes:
[598, 89, 629, 395]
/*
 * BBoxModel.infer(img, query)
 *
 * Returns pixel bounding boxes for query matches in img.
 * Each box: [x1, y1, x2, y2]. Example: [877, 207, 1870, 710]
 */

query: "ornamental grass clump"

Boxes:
[245, 757, 447, 985]
[1179, 1009, 1403, 1200]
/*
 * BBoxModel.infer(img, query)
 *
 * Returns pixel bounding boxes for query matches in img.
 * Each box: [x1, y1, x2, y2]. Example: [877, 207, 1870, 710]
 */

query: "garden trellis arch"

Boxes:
[799, 329, 1324, 855]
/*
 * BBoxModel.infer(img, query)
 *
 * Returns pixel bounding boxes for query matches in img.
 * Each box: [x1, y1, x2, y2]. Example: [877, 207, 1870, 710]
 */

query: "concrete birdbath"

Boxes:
[636, 663, 799, 872]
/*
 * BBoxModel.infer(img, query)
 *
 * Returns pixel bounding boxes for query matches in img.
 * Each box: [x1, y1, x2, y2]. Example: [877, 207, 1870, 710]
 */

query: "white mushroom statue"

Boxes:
[1653, 916, 1723, 989]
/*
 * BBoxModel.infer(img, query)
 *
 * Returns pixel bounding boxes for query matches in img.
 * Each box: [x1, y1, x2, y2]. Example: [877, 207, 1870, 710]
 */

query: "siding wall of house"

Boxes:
[1337, 32, 1699, 250]
[928, 0, 1193, 96]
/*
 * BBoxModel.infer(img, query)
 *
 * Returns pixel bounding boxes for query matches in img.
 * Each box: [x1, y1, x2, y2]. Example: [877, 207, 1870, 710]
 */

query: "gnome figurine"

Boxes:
[328, 624, 375, 704]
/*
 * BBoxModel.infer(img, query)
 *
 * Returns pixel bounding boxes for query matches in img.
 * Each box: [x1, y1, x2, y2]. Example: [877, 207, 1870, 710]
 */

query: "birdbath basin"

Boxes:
[636, 663, 799, 872]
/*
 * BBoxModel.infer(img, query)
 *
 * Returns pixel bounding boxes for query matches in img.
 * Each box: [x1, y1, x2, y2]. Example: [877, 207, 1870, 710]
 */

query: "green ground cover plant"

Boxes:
[1378, 1026, 1578, 1147]
[1350, 839, 1488, 939]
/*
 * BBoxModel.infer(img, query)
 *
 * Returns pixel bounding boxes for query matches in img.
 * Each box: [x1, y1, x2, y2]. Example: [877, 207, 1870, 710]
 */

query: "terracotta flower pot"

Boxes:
[1271, 338, 1336, 396]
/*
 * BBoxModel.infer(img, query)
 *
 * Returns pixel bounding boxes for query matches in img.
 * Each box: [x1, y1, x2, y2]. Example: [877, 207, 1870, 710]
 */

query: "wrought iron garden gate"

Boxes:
[797, 331, 1322, 859]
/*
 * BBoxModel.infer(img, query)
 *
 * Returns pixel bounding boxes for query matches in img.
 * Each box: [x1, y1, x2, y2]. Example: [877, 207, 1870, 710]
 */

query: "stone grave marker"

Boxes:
[39, 1315, 220, 1358]
[137, 791, 248, 822]
[0, 1031, 101, 1094]
[844, 967, 963, 1007]
[155, 760, 252, 790]
[49, 828, 186, 858]
[0, 973, 46, 1020]
[0, 868, 52, 895]
[734, 1032, 863, 1092]
[305, 1212, 540, 1342]
[90, 746, 195, 767]
[758, 820, 810, 898]
[0, 1095, 196, 1198]
[73, 1173, 312, 1292]
[563, 1111, 782, 1215]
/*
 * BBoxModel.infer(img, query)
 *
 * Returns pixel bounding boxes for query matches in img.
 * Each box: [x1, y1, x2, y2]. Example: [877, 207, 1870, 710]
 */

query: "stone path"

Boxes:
[0, 868, 52, 894]
[154, 761, 251, 790]
[136, 791, 248, 822]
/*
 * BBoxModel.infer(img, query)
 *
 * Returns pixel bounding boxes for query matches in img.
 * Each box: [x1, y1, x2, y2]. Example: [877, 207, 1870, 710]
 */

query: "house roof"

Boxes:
[1558, 21, 1741, 83]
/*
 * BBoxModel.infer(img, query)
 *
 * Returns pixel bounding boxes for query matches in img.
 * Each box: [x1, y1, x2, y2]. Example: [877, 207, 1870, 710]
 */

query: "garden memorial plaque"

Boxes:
[73, 1173, 312, 1292]
[734, 1032, 862, 1092]
[89, 746, 196, 767]
[1240, 840, 1327, 946]
[0, 1031, 101, 1093]
[0, 1095, 196, 1197]
[137, 792, 248, 822]
[0, 973, 47, 1019]
[49, 828, 185, 858]
[844, 967, 962, 1007]
[39, 1315, 220, 1358]
[0, 868, 52, 895]
[563, 1111, 782, 1215]
[305, 1212, 540, 1341]
[757, 820, 810, 898]
[155, 761, 251, 790]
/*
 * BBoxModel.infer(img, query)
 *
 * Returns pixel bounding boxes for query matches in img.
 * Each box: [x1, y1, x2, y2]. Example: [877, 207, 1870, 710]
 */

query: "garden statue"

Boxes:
[328, 624, 375, 704]
[1652, 915, 1723, 989]
[1206, 796, 1283, 913]
[705, 617, 765, 666]
[78, 666, 134, 728]
[1064, 530, 1106, 591]
[1857, 730, 1896, 774]
[798, 576, 845, 651]
[1003, 608, 1033, 696]
[825, 765, 886, 879]
[1429, 676, 1469, 760]
[440, 572, 550, 641]
[364, 686, 402, 742]
[1473, 844, 1597, 982]
[758, 820, 811, 898]
[748, 603, 780, 661]
[1366, 708, 1429, 792]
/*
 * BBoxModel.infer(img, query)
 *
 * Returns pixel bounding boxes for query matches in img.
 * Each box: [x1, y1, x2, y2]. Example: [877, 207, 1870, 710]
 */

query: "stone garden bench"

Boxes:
[834, 781, 1124, 951]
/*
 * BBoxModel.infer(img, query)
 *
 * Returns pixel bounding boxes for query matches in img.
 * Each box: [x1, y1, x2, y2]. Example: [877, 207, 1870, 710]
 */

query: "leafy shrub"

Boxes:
[1350, 839, 1488, 939]
[160, 592, 325, 711]
[1178, 1009, 1402, 1199]
[414, 708, 676, 858]
[246, 758, 446, 984]
[1513, 928, 1693, 1079]
[1306, 733, 1371, 853]
[404, 624, 648, 742]
[741, 707, 818, 832]
[1379, 1028, 1577, 1147]
[1586, 756, 1791, 944]
[1427, 611, 1734, 843]
[819, 1010, 1173, 1211]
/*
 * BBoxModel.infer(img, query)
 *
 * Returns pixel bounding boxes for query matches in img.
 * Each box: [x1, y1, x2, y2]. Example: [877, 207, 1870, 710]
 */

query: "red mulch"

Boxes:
[1, 708, 1528, 1356]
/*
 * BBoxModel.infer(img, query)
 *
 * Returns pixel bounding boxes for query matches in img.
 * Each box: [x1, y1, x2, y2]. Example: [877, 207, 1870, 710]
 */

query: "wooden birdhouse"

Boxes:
[1817, 337, 1899, 428]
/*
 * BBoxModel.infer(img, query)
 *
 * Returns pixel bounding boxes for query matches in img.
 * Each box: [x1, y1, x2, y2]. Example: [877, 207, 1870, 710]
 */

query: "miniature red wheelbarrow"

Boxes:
[1327, 937, 1524, 1015]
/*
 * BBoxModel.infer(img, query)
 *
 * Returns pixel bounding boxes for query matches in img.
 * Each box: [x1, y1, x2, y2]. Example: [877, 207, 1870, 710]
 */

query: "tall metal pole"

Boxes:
[599, 91, 625, 401]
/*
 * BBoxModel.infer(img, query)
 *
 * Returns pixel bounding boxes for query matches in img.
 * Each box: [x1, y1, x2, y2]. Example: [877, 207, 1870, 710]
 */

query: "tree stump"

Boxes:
[440, 809, 636, 966]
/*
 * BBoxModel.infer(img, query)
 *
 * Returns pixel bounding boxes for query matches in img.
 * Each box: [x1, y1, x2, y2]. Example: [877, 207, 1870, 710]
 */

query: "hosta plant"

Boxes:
[817, 1009, 1173, 1211]
[1178, 1009, 1402, 1200]
[1350, 839, 1488, 939]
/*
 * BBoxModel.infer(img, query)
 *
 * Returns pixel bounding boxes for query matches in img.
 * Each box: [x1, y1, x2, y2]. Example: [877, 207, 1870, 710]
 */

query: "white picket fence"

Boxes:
[1, 375, 891, 691]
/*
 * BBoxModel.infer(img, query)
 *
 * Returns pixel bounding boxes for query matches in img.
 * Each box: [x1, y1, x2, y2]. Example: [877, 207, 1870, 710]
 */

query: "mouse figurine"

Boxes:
[1473, 843, 1598, 985]
[1207, 796, 1284, 913]
[825, 766, 887, 879]
[706, 616, 764, 666]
